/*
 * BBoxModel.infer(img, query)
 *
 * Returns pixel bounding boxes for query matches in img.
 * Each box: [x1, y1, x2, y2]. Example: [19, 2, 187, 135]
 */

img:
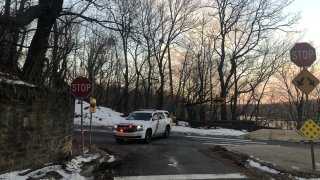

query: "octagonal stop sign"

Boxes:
[70, 76, 92, 99]
[290, 42, 316, 67]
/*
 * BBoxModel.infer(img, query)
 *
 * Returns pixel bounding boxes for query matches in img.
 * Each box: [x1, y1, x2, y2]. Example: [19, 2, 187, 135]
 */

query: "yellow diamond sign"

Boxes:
[300, 119, 320, 141]
[292, 69, 319, 95]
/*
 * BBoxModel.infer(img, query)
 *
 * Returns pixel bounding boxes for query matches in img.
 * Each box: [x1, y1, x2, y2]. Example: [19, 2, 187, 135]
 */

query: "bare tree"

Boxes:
[47, 16, 79, 87]
[152, 0, 199, 109]
[0, 0, 29, 74]
[209, 0, 298, 120]
[103, 0, 140, 114]
[0, 0, 118, 84]
[275, 62, 305, 128]
[244, 39, 292, 123]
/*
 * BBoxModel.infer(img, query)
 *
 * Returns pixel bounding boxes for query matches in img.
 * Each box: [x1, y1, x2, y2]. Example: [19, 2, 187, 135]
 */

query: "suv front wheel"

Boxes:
[163, 126, 170, 138]
[144, 130, 152, 144]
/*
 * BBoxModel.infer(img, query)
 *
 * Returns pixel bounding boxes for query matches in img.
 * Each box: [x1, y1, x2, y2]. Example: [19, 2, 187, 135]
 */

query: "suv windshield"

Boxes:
[126, 112, 151, 121]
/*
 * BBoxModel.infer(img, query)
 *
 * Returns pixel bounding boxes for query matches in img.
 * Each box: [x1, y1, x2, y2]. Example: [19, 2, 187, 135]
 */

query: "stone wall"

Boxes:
[0, 82, 74, 173]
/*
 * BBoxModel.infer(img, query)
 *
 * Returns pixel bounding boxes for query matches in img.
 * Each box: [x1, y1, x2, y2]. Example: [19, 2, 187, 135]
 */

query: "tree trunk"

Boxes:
[51, 21, 59, 86]
[0, 0, 15, 72]
[122, 38, 129, 114]
[145, 42, 152, 108]
[168, 45, 174, 112]
[22, 0, 63, 84]
[220, 87, 227, 120]
[133, 50, 140, 110]
[231, 68, 238, 121]
[157, 68, 165, 109]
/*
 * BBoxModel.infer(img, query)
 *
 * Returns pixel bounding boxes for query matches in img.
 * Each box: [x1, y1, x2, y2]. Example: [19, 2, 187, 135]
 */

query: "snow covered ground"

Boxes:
[172, 125, 247, 137]
[74, 100, 124, 127]
[0, 152, 115, 180]
[0, 72, 35, 87]
[74, 101, 247, 137]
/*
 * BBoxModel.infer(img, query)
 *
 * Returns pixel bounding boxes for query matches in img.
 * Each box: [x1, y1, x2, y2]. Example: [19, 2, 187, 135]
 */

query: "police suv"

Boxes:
[113, 110, 172, 143]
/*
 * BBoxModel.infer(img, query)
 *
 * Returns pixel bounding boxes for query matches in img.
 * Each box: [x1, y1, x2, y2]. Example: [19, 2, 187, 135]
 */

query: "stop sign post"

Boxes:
[290, 42, 316, 67]
[290, 42, 318, 170]
[70, 76, 92, 157]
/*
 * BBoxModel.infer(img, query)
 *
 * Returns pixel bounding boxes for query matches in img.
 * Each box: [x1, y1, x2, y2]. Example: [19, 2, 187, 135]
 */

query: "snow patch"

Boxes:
[108, 155, 116, 163]
[247, 159, 280, 174]
[177, 121, 189, 127]
[0, 153, 102, 180]
[172, 126, 247, 137]
[295, 177, 320, 180]
[291, 166, 300, 170]
[0, 77, 36, 87]
[74, 100, 125, 127]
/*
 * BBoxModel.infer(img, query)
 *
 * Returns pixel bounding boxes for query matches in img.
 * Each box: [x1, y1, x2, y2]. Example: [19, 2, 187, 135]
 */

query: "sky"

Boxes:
[289, 0, 320, 49]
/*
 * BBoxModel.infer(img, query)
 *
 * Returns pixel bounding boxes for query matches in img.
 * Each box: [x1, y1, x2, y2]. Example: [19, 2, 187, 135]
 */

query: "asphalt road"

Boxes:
[72, 130, 320, 179]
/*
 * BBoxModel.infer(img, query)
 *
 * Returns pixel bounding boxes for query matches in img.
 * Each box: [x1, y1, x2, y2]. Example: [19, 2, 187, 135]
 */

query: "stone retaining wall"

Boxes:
[0, 82, 74, 173]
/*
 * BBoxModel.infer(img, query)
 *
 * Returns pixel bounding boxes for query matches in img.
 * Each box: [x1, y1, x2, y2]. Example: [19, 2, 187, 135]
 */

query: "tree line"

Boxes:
[2, 0, 313, 126]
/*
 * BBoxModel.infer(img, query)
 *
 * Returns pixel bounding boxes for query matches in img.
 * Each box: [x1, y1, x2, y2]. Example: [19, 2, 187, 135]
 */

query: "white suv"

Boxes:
[113, 110, 172, 143]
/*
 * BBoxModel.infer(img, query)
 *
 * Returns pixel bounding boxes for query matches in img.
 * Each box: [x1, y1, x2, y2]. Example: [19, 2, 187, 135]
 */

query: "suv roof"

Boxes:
[134, 110, 168, 113]
[157, 110, 169, 112]
[137, 109, 156, 111]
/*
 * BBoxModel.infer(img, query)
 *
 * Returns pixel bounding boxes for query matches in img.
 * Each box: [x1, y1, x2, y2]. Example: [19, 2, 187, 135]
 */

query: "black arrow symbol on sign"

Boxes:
[297, 77, 304, 86]
[307, 77, 316, 86]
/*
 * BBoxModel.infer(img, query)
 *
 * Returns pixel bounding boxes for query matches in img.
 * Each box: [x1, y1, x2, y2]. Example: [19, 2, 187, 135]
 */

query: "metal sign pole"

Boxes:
[89, 81, 94, 150]
[300, 120, 320, 171]
[306, 78, 309, 119]
[70, 76, 92, 157]
[307, 93, 315, 171]
[311, 140, 315, 170]
[81, 98, 84, 157]
[291, 43, 318, 172]
[89, 112, 92, 150]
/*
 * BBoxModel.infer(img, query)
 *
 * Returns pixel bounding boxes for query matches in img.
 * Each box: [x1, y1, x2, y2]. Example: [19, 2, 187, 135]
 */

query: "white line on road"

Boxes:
[234, 141, 267, 145]
[185, 135, 249, 141]
[203, 143, 242, 146]
[204, 139, 252, 142]
[182, 135, 267, 146]
[89, 137, 115, 141]
[114, 173, 248, 180]
[74, 128, 113, 133]
[204, 141, 267, 145]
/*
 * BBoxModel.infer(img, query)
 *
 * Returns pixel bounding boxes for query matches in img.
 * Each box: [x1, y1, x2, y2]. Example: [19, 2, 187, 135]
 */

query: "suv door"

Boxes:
[163, 112, 172, 124]
[151, 113, 160, 136]
[157, 112, 167, 133]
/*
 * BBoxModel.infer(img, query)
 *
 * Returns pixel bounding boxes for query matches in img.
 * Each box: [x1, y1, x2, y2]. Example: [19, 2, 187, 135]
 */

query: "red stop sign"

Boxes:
[290, 42, 316, 67]
[70, 76, 92, 98]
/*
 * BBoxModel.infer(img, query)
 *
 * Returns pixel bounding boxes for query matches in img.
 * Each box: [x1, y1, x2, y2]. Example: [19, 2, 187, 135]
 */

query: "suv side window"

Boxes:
[152, 113, 159, 121]
[158, 112, 165, 120]
[164, 112, 170, 118]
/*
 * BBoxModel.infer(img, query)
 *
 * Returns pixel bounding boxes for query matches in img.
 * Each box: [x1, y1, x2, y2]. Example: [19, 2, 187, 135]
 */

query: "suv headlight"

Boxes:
[114, 125, 118, 129]
[136, 125, 143, 131]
